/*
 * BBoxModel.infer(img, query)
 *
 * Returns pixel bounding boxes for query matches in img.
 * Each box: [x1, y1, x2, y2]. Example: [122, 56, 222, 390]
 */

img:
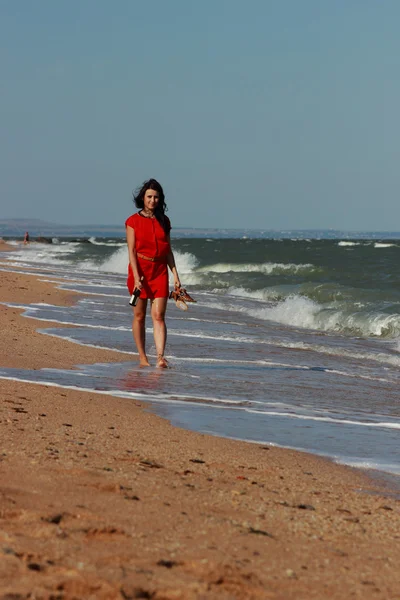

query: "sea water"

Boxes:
[1, 234, 400, 478]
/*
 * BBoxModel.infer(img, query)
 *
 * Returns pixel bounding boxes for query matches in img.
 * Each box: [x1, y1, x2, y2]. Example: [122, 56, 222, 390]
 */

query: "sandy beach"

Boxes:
[1, 242, 400, 599]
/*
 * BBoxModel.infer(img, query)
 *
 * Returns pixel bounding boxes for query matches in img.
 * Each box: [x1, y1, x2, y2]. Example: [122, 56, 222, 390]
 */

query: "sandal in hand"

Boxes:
[169, 286, 196, 311]
[178, 288, 196, 303]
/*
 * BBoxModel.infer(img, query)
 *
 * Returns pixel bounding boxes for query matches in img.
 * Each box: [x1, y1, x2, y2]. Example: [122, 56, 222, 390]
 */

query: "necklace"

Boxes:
[141, 210, 154, 218]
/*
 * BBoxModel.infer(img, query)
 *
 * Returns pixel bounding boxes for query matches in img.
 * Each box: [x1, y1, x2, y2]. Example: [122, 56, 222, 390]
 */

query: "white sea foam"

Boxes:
[168, 329, 254, 344]
[39, 330, 136, 354]
[171, 316, 245, 326]
[204, 293, 400, 341]
[334, 458, 400, 475]
[174, 251, 199, 273]
[88, 236, 125, 247]
[8, 308, 132, 331]
[271, 340, 400, 368]
[80, 246, 127, 274]
[225, 286, 281, 302]
[81, 247, 199, 277]
[40, 278, 125, 290]
[325, 369, 392, 383]
[2, 239, 200, 281]
[244, 408, 400, 429]
[0, 375, 248, 408]
[52, 286, 127, 299]
[249, 296, 327, 330]
[338, 241, 360, 247]
[374, 243, 397, 248]
[39, 331, 296, 369]
[247, 295, 400, 338]
[4, 243, 78, 265]
[198, 262, 315, 275]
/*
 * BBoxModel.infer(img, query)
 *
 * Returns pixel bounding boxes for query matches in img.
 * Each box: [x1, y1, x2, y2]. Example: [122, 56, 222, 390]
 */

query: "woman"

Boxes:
[125, 179, 181, 368]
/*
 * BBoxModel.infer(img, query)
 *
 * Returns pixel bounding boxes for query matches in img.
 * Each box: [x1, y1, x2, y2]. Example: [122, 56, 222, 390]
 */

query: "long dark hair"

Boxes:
[133, 178, 169, 233]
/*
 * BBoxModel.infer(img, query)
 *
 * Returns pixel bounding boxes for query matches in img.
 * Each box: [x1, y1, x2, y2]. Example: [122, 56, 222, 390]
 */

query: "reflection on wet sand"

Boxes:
[119, 366, 165, 394]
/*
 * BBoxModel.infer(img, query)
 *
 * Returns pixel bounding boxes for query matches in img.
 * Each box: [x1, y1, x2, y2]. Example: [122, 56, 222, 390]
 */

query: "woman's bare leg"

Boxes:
[132, 299, 150, 366]
[151, 297, 168, 367]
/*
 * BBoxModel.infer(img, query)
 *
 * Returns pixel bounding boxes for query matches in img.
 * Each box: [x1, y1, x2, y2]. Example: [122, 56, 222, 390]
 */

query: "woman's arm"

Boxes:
[126, 225, 143, 290]
[166, 234, 181, 289]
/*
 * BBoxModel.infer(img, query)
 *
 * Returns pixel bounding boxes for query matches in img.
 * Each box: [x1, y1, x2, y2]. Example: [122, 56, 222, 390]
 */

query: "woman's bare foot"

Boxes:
[139, 355, 151, 367]
[156, 355, 168, 368]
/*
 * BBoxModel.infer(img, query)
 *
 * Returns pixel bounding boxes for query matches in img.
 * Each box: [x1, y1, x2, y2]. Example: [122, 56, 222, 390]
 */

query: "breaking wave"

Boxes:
[197, 262, 317, 275]
[248, 295, 400, 338]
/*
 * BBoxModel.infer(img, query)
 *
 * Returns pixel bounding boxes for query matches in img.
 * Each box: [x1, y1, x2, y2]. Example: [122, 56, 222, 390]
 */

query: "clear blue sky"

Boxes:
[1, 0, 399, 230]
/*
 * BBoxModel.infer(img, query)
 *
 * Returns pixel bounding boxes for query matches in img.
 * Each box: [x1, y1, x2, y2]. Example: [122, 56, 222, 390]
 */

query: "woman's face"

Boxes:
[143, 189, 160, 212]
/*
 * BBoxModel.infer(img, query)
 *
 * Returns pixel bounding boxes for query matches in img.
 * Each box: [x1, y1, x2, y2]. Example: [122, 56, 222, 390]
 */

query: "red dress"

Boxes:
[125, 212, 171, 299]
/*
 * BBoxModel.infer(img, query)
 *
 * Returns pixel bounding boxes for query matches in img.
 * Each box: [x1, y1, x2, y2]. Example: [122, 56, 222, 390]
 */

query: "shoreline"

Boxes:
[2, 255, 399, 486]
[1, 254, 400, 597]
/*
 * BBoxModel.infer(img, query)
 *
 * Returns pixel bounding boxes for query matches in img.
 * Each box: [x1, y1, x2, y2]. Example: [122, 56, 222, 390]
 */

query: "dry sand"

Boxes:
[1, 249, 400, 599]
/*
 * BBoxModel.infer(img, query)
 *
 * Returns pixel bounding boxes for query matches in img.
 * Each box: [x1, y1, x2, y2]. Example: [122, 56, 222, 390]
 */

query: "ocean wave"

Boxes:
[4, 244, 78, 263]
[4, 255, 75, 269]
[225, 286, 282, 302]
[2, 239, 200, 278]
[173, 273, 206, 287]
[223, 283, 363, 305]
[198, 262, 316, 275]
[81, 246, 127, 274]
[175, 251, 199, 273]
[88, 236, 125, 247]
[374, 243, 397, 248]
[338, 241, 360, 247]
[83, 247, 200, 276]
[249, 295, 400, 338]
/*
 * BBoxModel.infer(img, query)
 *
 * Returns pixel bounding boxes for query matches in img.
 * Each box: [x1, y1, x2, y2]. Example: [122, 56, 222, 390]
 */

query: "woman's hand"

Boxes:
[174, 278, 181, 290]
[134, 275, 143, 290]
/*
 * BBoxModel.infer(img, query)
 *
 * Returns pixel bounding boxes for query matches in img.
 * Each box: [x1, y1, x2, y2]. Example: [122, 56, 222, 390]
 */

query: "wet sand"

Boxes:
[1, 250, 400, 599]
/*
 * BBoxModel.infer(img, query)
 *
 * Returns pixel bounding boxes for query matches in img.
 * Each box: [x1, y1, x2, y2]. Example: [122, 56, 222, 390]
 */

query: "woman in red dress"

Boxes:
[126, 179, 181, 368]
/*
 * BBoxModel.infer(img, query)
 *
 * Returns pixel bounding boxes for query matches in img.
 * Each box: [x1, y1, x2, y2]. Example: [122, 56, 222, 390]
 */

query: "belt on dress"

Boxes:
[137, 252, 166, 263]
